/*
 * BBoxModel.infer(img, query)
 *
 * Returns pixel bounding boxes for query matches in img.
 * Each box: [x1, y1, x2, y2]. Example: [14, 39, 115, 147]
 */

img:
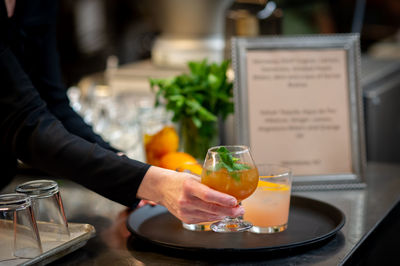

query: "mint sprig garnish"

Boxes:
[215, 147, 250, 181]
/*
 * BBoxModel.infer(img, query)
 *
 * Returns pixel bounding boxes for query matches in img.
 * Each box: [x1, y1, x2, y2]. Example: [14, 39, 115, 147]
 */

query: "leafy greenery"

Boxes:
[215, 147, 250, 181]
[149, 59, 234, 130]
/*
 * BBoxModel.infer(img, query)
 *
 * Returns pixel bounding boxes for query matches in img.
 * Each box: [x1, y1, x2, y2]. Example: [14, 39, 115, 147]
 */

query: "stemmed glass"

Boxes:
[201, 145, 259, 232]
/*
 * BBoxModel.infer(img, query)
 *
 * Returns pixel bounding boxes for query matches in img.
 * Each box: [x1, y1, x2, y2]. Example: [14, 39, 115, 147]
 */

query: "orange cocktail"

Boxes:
[201, 167, 259, 202]
[201, 145, 259, 232]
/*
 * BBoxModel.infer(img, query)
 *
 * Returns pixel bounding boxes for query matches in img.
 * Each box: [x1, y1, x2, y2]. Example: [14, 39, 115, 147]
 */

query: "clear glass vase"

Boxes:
[179, 117, 219, 161]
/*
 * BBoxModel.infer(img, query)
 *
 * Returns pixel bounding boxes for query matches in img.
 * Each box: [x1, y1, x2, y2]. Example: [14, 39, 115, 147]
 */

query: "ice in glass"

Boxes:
[242, 164, 292, 233]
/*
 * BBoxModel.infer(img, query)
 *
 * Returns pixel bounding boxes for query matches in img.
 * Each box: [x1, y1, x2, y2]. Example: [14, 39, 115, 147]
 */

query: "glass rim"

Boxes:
[256, 163, 292, 178]
[207, 145, 250, 155]
[15, 179, 59, 198]
[0, 193, 31, 211]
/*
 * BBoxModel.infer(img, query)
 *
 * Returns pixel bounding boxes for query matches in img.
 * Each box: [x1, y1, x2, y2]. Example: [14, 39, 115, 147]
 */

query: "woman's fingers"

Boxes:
[178, 208, 225, 224]
[181, 194, 244, 218]
[137, 167, 245, 223]
[137, 199, 157, 208]
[178, 178, 244, 222]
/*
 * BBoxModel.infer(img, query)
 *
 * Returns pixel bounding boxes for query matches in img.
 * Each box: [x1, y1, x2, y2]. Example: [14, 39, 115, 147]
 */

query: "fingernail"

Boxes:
[229, 198, 237, 207]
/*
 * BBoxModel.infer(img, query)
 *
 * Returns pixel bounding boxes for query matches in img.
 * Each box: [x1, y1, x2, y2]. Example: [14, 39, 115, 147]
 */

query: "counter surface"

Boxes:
[1, 162, 399, 265]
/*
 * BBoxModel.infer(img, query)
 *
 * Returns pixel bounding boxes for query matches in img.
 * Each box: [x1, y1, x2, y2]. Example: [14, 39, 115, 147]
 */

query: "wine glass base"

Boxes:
[210, 219, 253, 233]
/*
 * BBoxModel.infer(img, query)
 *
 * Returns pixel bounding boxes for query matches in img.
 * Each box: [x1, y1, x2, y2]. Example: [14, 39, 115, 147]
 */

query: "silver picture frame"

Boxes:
[232, 34, 366, 190]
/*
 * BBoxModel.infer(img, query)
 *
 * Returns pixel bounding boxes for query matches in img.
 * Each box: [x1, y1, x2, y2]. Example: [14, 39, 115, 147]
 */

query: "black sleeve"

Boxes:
[0, 46, 150, 207]
[16, 2, 118, 152]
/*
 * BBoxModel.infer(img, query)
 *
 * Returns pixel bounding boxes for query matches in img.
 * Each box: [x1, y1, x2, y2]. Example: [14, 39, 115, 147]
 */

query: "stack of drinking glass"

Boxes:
[0, 180, 69, 262]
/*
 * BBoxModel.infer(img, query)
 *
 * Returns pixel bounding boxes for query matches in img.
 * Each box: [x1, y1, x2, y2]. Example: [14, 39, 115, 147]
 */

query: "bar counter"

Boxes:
[1, 162, 399, 265]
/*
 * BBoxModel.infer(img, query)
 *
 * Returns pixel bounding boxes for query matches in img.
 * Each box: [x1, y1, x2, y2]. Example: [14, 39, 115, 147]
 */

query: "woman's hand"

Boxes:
[137, 166, 244, 224]
[137, 199, 157, 208]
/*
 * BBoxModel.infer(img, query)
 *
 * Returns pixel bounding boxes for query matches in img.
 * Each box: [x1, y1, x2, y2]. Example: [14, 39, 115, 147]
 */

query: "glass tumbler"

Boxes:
[242, 164, 292, 233]
[15, 180, 70, 247]
[0, 193, 42, 261]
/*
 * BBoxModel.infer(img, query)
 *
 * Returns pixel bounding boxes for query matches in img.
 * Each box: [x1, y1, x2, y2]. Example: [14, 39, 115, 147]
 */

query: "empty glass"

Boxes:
[15, 180, 70, 247]
[0, 193, 42, 261]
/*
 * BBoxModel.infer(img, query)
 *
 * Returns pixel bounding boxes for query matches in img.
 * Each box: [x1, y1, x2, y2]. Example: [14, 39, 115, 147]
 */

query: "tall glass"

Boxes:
[0, 193, 42, 260]
[201, 145, 259, 232]
[242, 164, 292, 233]
[15, 180, 70, 247]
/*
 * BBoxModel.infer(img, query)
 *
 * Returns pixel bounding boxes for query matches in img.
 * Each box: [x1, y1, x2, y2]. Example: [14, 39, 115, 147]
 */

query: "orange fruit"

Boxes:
[145, 126, 179, 158]
[159, 152, 198, 171]
[258, 180, 289, 191]
[145, 150, 161, 166]
[176, 162, 203, 176]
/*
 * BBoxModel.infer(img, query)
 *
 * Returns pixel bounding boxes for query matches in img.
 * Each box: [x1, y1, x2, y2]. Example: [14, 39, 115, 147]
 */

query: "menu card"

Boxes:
[245, 49, 352, 176]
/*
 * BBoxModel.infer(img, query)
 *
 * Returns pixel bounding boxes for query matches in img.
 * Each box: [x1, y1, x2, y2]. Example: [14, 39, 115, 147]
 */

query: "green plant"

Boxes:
[149, 59, 234, 159]
[150, 59, 233, 127]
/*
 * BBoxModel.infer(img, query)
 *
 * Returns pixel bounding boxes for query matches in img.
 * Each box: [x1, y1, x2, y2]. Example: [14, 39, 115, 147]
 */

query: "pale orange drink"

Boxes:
[242, 164, 292, 233]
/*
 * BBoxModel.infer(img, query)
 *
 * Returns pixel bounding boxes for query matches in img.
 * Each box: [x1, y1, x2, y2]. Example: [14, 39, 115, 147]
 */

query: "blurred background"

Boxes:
[56, 0, 400, 85]
[55, 0, 400, 164]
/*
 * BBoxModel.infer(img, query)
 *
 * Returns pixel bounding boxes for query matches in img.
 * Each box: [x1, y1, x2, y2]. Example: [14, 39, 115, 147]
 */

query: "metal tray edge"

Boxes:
[21, 223, 96, 266]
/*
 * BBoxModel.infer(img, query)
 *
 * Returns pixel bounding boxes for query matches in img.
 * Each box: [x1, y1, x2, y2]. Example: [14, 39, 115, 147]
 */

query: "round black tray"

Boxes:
[127, 195, 345, 253]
